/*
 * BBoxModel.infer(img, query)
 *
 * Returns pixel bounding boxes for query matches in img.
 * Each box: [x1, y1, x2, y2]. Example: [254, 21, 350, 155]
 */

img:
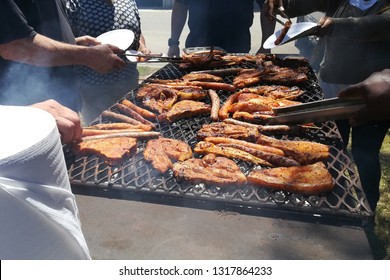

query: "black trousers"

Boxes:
[336, 119, 390, 211]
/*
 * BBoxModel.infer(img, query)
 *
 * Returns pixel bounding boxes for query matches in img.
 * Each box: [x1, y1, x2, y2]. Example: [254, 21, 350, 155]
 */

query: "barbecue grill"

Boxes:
[65, 55, 374, 227]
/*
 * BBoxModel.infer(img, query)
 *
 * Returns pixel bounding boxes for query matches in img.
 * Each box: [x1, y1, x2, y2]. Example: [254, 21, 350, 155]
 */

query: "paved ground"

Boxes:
[73, 9, 374, 260]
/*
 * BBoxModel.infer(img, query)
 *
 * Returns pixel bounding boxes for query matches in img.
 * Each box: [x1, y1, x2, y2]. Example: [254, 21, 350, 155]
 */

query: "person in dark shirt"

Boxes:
[0, 0, 126, 112]
[167, 0, 274, 56]
[264, 0, 390, 211]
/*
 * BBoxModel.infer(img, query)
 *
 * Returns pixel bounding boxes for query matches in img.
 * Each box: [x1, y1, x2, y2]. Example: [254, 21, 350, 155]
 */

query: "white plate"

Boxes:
[96, 29, 134, 50]
[263, 22, 319, 49]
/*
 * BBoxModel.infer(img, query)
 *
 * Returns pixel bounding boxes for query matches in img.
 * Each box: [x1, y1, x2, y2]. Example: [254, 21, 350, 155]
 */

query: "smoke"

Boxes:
[0, 62, 81, 111]
[0, 63, 52, 106]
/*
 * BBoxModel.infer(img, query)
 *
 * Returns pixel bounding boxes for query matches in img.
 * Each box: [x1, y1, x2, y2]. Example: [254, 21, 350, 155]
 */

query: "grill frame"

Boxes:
[66, 56, 374, 226]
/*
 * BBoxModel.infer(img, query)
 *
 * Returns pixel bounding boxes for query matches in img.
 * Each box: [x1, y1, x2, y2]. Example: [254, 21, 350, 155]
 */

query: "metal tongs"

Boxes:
[267, 97, 366, 125]
[124, 51, 184, 63]
[277, 7, 292, 22]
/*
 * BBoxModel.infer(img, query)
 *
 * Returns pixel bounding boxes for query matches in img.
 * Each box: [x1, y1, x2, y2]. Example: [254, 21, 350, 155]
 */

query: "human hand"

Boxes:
[30, 99, 82, 144]
[76, 35, 101, 46]
[85, 44, 126, 73]
[317, 17, 334, 37]
[338, 69, 390, 124]
[263, 0, 284, 21]
[167, 45, 180, 57]
[139, 47, 152, 55]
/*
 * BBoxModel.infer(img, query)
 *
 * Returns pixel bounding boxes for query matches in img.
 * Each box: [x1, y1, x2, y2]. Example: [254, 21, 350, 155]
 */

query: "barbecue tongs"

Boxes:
[267, 97, 366, 125]
[124, 51, 184, 63]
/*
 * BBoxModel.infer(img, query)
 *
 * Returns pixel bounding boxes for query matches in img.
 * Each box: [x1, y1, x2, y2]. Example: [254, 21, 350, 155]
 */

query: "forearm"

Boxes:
[0, 33, 91, 67]
[170, 1, 188, 41]
[330, 13, 390, 41]
[283, 0, 334, 17]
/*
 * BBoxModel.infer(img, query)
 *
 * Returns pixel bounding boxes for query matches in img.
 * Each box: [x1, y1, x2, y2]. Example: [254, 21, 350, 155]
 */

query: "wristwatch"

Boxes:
[168, 38, 180, 47]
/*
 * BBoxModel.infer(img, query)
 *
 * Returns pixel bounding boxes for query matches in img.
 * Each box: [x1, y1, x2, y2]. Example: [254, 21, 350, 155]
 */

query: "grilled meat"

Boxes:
[239, 85, 304, 100]
[141, 86, 178, 114]
[159, 100, 211, 123]
[274, 20, 292, 45]
[115, 103, 156, 129]
[233, 69, 263, 88]
[208, 89, 220, 121]
[261, 61, 308, 85]
[203, 137, 300, 167]
[101, 110, 150, 127]
[194, 141, 273, 167]
[256, 134, 330, 165]
[204, 136, 284, 156]
[71, 137, 137, 165]
[197, 122, 260, 142]
[144, 138, 193, 173]
[218, 92, 240, 120]
[172, 154, 247, 186]
[121, 99, 157, 120]
[85, 122, 151, 131]
[247, 162, 334, 195]
[176, 87, 207, 100]
[182, 73, 223, 82]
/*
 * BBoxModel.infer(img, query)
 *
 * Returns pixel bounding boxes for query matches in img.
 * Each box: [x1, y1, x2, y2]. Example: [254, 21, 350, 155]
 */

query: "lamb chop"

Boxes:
[247, 162, 334, 196]
[172, 154, 247, 186]
[144, 138, 193, 173]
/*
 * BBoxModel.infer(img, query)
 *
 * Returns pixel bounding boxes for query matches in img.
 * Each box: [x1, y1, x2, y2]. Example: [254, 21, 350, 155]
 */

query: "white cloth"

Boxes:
[0, 106, 90, 259]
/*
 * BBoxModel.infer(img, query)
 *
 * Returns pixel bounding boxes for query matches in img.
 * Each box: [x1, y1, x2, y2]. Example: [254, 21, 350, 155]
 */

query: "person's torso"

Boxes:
[0, 0, 79, 111]
[320, 0, 390, 84]
[185, 0, 256, 52]
[65, 0, 140, 85]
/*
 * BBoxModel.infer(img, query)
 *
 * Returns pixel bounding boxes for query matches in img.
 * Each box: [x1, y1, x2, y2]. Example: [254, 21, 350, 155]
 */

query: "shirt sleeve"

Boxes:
[0, 0, 37, 44]
[330, 11, 390, 41]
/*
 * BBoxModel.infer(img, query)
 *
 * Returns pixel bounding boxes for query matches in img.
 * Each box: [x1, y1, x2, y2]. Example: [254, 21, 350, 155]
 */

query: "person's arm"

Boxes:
[258, 1, 276, 53]
[338, 69, 390, 123]
[0, 33, 126, 74]
[327, 12, 390, 41]
[167, 0, 188, 57]
[138, 34, 151, 54]
[30, 99, 82, 144]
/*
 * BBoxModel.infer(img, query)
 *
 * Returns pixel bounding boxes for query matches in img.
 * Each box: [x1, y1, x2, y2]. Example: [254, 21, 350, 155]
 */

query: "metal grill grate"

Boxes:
[65, 57, 373, 225]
